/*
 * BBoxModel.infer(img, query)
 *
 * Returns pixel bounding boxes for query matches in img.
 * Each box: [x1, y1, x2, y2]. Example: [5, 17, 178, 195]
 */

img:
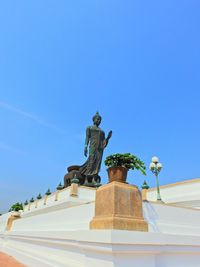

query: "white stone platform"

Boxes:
[1, 185, 200, 267]
[147, 178, 200, 209]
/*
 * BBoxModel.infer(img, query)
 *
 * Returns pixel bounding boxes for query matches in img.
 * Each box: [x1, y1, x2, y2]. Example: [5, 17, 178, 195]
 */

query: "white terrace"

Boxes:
[0, 181, 200, 267]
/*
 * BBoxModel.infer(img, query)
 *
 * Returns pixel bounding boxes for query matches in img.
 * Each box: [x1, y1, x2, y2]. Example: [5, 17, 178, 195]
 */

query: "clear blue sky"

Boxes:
[0, 1, 200, 213]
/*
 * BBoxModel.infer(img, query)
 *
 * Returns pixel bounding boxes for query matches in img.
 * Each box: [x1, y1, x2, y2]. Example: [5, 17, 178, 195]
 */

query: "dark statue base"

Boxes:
[64, 165, 101, 188]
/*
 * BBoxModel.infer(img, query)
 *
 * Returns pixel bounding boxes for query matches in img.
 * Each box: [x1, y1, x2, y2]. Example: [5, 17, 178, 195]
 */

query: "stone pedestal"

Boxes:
[142, 188, 148, 201]
[90, 181, 148, 231]
[70, 183, 78, 197]
[6, 212, 21, 231]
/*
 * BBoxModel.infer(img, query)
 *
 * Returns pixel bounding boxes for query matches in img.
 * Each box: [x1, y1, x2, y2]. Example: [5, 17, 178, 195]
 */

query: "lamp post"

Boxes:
[149, 156, 163, 202]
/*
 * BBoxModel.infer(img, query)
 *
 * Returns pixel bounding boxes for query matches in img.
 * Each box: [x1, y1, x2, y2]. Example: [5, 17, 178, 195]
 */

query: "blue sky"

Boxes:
[0, 1, 200, 212]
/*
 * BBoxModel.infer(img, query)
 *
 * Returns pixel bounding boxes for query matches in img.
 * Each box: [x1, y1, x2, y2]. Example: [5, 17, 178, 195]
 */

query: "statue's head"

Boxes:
[92, 112, 102, 126]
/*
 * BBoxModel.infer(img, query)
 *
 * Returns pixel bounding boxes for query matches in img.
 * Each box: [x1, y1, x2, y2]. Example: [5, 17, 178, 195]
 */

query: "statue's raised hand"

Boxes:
[84, 147, 88, 157]
[103, 130, 112, 148]
[107, 130, 112, 140]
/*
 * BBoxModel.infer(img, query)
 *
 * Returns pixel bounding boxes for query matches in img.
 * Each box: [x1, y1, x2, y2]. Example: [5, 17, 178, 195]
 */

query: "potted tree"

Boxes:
[104, 153, 146, 183]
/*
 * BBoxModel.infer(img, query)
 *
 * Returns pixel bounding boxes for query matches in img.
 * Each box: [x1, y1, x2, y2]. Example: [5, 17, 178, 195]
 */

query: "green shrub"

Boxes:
[9, 202, 23, 212]
[104, 153, 146, 175]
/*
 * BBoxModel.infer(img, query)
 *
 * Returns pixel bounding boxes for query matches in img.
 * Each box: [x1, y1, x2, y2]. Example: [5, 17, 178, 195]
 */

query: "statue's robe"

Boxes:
[80, 126, 106, 177]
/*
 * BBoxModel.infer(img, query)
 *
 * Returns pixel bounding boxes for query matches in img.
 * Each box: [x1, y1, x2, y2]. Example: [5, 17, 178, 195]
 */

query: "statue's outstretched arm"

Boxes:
[84, 127, 90, 157]
[103, 130, 112, 148]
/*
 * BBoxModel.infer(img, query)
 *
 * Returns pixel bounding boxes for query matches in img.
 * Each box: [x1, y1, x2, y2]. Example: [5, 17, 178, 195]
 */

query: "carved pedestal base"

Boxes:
[6, 212, 21, 231]
[90, 181, 148, 231]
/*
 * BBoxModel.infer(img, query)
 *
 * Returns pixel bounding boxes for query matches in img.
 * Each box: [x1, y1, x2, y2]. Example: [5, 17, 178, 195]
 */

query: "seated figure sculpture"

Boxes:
[64, 112, 112, 187]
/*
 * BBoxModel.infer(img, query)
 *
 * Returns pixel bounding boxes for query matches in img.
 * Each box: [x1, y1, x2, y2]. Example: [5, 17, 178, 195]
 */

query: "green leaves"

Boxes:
[9, 202, 23, 212]
[104, 153, 146, 175]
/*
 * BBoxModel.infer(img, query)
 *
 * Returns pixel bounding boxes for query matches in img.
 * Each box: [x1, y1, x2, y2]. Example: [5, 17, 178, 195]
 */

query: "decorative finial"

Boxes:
[142, 180, 149, 190]
[45, 188, 51, 196]
[30, 197, 34, 203]
[56, 182, 64, 190]
[71, 173, 79, 184]
[24, 200, 28, 206]
[37, 193, 42, 200]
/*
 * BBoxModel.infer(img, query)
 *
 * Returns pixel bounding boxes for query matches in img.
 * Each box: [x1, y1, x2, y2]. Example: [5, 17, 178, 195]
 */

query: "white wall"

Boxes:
[0, 212, 11, 232]
[1, 186, 200, 267]
[143, 202, 200, 235]
[147, 179, 200, 208]
[1, 229, 200, 267]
